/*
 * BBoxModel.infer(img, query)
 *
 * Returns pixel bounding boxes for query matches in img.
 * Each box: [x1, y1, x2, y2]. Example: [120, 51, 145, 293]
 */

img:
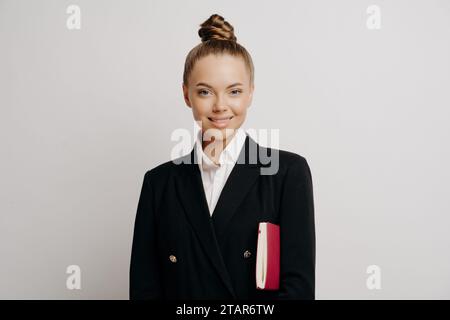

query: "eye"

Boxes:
[230, 89, 242, 96]
[198, 89, 211, 96]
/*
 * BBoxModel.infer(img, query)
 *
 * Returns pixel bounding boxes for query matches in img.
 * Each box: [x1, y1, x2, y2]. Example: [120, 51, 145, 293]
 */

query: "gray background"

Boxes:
[1, 0, 449, 299]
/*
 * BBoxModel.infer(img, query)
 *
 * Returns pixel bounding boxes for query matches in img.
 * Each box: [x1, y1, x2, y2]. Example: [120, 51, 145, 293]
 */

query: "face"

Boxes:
[183, 54, 254, 143]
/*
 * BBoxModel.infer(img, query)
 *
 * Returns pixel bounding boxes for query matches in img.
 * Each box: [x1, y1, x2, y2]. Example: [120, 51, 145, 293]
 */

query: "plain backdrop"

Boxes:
[1, 0, 449, 299]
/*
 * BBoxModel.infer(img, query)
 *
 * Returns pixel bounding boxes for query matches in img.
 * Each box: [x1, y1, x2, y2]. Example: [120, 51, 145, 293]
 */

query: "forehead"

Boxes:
[190, 54, 250, 86]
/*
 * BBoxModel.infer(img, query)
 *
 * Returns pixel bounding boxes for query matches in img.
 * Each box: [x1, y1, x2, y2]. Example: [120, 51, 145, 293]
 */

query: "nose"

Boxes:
[212, 94, 228, 112]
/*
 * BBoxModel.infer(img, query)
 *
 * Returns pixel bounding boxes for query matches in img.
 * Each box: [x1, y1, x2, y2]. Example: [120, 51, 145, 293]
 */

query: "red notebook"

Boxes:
[256, 222, 280, 290]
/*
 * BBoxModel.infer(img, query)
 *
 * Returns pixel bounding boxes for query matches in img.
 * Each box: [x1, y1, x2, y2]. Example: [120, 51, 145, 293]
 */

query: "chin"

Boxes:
[203, 127, 236, 140]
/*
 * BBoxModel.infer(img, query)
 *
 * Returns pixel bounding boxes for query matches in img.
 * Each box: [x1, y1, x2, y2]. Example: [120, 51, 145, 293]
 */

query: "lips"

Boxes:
[208, 116, 233, 128]
[208, 116, 233, 121]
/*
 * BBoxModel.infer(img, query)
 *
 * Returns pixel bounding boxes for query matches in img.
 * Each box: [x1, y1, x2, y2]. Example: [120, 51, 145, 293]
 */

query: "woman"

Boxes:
[130, 14, 315, 300]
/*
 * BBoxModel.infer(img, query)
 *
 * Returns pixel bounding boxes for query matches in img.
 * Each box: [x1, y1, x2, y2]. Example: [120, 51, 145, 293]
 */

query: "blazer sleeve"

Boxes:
[276, 156, 316, 300]
[129, 171, 163, 300]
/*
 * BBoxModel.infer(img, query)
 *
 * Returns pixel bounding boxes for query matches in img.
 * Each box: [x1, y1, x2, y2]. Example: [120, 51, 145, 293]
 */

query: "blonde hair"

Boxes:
[183, 14, 255, 86]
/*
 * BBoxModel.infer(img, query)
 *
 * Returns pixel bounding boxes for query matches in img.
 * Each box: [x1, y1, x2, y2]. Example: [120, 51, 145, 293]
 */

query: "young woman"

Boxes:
[130, 14, 315, 300]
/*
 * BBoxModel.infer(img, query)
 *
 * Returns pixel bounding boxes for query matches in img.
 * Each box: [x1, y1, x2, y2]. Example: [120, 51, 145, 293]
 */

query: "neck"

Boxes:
[201, 130, 237, 165]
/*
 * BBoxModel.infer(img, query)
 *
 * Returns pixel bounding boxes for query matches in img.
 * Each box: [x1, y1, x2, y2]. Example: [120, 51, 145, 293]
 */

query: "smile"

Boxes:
[208, 116, 233, 128]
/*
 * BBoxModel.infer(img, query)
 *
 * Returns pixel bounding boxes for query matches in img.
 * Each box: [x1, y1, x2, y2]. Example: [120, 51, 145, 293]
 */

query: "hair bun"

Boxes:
[198, 14, 237, 42]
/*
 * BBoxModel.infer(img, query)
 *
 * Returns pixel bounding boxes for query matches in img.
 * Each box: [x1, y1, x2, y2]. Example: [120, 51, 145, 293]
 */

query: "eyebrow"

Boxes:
[195, 82, 243, 89]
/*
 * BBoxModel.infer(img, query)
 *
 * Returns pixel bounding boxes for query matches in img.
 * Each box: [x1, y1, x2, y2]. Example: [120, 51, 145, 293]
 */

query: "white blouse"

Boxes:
[195, 128, 247, 216]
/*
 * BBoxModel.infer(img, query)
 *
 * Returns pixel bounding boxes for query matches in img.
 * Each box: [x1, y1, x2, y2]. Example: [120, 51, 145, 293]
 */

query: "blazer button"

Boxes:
[169, 255, 177, 263]
[243, 250, 252, 259]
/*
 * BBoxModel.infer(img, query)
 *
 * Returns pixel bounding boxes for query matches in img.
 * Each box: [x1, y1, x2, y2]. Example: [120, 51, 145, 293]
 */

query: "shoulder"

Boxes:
[258, 144, 312, 178]
[141, 157, 183, 184]
[278, 148, 309, 169]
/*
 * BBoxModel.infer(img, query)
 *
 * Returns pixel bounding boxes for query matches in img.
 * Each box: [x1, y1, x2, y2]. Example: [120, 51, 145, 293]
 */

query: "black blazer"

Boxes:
[130, 134, 315, 300]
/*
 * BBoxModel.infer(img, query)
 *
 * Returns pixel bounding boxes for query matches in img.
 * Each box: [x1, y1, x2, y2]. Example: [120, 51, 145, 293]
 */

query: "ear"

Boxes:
[182, 83, 192, 108]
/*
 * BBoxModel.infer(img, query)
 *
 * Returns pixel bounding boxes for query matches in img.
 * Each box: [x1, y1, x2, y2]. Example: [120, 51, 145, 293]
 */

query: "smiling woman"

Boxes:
[183, 50, 254, 162]
[130, 13, 316, 300]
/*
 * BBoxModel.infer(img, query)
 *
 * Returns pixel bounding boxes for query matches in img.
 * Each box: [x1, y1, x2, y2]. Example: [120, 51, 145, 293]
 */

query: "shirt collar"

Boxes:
[195, 128, 247, 171]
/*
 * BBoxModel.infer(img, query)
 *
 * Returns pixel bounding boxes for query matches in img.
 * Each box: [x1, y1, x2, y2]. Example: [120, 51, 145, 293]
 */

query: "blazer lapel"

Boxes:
[210, 135, 261, 238]
[174, 134, 262, 299]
